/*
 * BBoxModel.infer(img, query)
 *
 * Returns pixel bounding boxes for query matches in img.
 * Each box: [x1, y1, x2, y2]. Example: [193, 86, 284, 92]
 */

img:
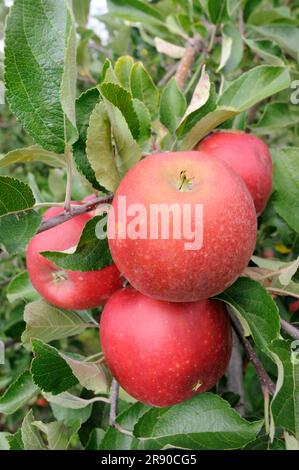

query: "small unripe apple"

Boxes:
[100, 287, 232, 407]
[108, 151, 257, 302]
[26, 206, 122, 310]
[197, 131, 272, 215]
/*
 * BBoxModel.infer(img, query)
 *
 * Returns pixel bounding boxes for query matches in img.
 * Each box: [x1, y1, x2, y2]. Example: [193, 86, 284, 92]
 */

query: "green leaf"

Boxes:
[130, 62, 159, 116]
[1, 303, 25, 334]
[247, 7, 296, 26]
[85, 429, 105, 450]
[7, 430, 24, 451]
[0, 371, 38, 415]
[99, 82, 140, 140]
[218, 277, 280, 355]
[278, 256, 299, 287]
[22, 300, 88, 346]
[244, 39, 285, 66]
[251, 255, 287, 271]
[271, 339, 299, 439]
[132, 99, 152, 146]
[272, 148, 299, 234]
[51, 400, 92, 425]
[0, 146, 65, 168]
[33, 420, 81, 450]
[76, 88, 100, 140]
[160, 78, 187, 135]
[177, 85, 217, 139]
[0, 176, 35, 216]
[73, 0, 91, 28]
[107, 0, 164, 25]
[60, 354, 109, 394]
[21, 410, 46, 450]
[100, 402, 149, 450]
[0, 80, 4, 104]
[154, 37, 186, 59]
[4, 0, 70, 153]
[101, 58, 119, 84]
[251, 103, 299, 134]
[60, 2, 78, 145]
[285, 433, 299, 450]
[73, 140, 96, 188]
[217, 30, 233, 72]
[208, 0, 228, 24]
[31, 340, 108, 396]
[251, 24, 299, 58]
[101, 98, 142, 177]
[0, 210, 42, 254]
[222, 23, 244, 73]
[134, 393, 262, 450]
[177, 68, 213, 137]
[0, 433, 10, 450]
[227, 0, 240, 16]
[114, 55, 134, 89]
[218, 66, 290, 111]
[111, 26, 132, 57]
[42, 215, 112, 271]
[86, 102, 119, 192]
[180, 65, 290, 149]
[31, 339, 78, 395]
[73, 88, 106, 192]
[7, 271, 39, 303]
[44, 391, 109, 409]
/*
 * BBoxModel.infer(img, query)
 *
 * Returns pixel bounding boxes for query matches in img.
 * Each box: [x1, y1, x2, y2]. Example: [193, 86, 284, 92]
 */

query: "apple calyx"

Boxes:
[192, 379, 203, 392]
[178, 170, 194, 192]
[52, 270, 68, 283]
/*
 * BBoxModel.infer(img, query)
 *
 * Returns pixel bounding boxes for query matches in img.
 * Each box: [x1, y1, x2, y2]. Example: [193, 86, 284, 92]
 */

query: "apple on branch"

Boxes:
[101, 287, 232, 407]
[26, 206, 122, 310]
[197, 131, 272, 215]
[108, 151, 257, 302]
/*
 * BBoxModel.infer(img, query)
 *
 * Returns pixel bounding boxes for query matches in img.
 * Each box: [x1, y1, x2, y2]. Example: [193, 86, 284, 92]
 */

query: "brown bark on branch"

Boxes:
[37, 193, 113, 234]
[227, 308, 276, 396]
[109, 378, 120, 427]
[175, 36, 201, 89]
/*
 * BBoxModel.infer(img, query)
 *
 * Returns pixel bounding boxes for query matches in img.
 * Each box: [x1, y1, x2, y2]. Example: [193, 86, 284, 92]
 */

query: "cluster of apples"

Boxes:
[26, 130, 272, 407]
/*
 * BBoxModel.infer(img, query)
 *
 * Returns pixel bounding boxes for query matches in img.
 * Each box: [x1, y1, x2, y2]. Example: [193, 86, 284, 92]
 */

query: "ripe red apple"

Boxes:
[100, 287, 232, 407]
[197, 131, 272, 215]
[26, 206, 122, 310]
[108, 151, 257, 302]
[289, 300, 299, 314]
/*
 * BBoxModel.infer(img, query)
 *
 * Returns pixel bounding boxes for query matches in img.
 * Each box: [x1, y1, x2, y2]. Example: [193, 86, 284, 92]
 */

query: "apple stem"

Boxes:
[227, 308, 276, 396]
[109, 378, 120, 427]
[175, 35, 201, 89]
[109, 379, 134, 436]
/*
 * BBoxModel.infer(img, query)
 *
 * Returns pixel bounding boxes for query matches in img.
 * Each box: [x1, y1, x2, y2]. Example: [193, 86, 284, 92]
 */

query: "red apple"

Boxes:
[108, 151, 257, 302]
[289, 300, 299, 314]
[100, 287, 232, 407]
[26, 206, 122, 310]
[197, 131, 272, 215]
